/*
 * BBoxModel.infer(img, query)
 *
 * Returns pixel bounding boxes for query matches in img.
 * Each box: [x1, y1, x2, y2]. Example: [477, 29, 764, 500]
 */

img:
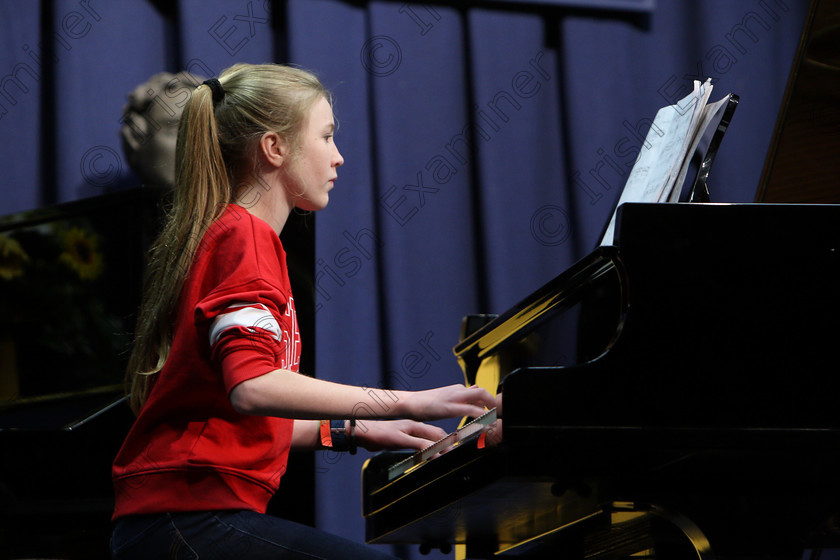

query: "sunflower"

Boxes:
[59, 227, 104, 280]
[0, 235, 29, 281]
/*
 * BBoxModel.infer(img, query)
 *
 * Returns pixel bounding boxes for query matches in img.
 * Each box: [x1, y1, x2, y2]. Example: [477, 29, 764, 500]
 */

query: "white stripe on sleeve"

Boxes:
[209, 302, 283, 348]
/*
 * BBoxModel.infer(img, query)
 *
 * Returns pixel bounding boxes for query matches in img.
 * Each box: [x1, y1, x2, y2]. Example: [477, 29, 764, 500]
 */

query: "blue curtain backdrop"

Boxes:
[0, 1, 811, 558]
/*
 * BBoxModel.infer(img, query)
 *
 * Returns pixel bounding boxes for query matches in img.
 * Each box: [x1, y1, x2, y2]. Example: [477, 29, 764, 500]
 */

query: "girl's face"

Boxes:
[285, 96, 344, 211]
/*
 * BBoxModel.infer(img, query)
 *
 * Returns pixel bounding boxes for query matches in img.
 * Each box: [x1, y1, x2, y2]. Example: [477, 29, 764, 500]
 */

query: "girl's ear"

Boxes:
[258, 131, 288, 168]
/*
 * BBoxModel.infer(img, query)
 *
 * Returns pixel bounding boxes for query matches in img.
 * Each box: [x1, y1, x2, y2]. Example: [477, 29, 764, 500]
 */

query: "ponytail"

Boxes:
[126, 83, 230, 414]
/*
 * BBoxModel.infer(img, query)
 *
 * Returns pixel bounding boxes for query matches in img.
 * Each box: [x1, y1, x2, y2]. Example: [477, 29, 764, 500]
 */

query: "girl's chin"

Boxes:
[296, 198, 329, 212]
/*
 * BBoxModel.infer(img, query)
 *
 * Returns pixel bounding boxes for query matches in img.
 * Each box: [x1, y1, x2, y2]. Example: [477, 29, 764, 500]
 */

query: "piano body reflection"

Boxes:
[363, 0, 840, 556]
[363, 202, 840, 559]
[0, 188, 158, 559]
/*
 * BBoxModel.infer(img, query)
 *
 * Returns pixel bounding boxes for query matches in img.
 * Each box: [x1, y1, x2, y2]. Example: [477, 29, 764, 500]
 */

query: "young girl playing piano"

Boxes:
[110, 62, 497, 560]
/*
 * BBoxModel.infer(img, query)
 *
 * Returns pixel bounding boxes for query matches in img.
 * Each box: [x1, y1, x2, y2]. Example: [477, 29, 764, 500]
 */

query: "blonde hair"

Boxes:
[126, 63, 329, 414]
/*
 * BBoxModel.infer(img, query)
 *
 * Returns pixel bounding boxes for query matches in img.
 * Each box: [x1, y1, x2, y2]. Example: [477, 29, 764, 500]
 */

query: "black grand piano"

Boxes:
[362, 0, 840, 558]
[364, 202, 840, 559]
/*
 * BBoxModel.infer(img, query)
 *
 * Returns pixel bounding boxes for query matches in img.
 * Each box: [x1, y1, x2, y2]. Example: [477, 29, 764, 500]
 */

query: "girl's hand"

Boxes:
[354, 419, 448, 451]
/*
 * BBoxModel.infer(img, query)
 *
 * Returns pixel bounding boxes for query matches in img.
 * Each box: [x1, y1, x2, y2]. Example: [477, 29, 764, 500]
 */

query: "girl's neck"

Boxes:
[234, 174, 292, 234]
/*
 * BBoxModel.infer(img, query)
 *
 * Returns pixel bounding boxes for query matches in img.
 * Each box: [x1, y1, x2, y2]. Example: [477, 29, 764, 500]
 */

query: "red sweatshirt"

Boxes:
[112, 204, 301, 518]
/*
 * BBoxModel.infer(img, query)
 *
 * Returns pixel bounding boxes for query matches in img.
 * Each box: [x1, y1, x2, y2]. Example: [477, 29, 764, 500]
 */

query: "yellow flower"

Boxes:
[59, 227, 104, 280]
[0, 235, 29, 281]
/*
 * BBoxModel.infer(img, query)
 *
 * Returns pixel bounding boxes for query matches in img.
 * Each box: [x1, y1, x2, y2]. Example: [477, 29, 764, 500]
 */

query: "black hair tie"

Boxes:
[202, 78, 225, 106]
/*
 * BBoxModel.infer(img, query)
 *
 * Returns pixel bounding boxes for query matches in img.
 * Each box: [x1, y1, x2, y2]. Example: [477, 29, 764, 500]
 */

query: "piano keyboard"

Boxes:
[386, 408, 497, 481]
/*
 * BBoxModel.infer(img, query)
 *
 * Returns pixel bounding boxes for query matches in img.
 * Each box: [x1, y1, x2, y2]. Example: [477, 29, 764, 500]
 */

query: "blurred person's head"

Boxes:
[120, 71, 204, 187]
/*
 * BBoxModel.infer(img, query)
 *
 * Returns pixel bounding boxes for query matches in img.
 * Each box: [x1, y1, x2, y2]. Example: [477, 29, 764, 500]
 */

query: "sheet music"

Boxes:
[667, 92, 733, 203]
[600, 79, 714, 245]
[662, 79, 713, 202]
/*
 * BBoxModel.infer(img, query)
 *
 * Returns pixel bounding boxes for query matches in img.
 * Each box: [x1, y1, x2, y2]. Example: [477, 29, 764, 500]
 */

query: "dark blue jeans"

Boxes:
[110, 510, 401, 560]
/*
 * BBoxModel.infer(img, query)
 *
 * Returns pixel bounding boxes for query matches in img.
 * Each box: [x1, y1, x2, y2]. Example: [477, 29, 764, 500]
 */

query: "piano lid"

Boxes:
[756, 0, 840, 203]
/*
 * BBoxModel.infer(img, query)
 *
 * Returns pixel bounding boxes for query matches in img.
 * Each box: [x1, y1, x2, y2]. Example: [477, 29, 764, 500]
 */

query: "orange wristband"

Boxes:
[319, 419, 332, 448]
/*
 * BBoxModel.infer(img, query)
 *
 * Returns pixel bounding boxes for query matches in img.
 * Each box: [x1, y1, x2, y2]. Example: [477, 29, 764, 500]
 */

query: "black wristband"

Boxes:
[348, 419, 357, 455]
[329, 420, 351, 452]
